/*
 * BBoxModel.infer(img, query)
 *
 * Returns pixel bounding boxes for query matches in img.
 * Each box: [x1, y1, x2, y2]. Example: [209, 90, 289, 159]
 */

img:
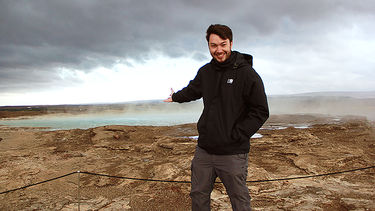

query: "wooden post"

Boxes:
[77, 171, 81, 211]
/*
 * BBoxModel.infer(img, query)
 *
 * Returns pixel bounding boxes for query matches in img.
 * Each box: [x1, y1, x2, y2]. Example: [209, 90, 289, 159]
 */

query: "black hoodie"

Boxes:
[172, 51, 269, 155]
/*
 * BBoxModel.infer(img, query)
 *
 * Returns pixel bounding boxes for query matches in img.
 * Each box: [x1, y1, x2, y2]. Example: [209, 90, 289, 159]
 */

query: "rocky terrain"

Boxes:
[0, 114, 374, 210]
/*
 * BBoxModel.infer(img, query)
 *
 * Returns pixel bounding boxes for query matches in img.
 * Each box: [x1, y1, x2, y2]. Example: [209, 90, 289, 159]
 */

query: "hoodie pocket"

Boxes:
[231, 124, 250, 143]
[231, 126, 241, 142]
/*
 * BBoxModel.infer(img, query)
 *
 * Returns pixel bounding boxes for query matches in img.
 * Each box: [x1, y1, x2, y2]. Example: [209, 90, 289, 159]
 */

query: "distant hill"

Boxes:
[272, 91, 375, 99]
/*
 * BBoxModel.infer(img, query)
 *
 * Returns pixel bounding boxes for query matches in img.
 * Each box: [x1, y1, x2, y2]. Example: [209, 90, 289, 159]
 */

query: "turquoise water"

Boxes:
[0, 111, 201, 130]
[0, 113, 266, 139]
[0, 111, 264, 139]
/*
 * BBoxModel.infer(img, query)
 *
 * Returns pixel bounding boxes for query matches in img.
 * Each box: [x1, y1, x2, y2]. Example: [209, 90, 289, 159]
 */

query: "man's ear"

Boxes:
[230, 41, 233, 49]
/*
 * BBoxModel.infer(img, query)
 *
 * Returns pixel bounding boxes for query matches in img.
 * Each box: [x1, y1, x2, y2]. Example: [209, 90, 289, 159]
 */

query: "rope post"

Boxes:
[77, 171, 81, 211]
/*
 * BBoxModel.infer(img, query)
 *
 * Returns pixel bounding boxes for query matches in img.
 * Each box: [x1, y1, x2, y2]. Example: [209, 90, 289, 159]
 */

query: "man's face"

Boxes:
[208, 34, 233, 63]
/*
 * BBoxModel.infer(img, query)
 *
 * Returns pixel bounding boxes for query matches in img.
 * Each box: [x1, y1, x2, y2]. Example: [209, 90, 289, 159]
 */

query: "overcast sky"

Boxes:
[1, 0, 374, 106]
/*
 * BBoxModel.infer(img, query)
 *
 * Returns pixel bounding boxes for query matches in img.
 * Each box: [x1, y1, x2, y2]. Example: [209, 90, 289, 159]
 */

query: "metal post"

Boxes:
[77, 171, 81, 211]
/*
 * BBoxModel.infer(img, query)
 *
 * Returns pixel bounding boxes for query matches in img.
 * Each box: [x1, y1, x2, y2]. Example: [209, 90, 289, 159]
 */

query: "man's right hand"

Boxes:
[163, 88, 174, 102]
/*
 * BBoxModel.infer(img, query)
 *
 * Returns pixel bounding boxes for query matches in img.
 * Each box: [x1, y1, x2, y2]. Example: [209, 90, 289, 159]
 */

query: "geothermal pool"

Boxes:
[0, 111, 201, 130]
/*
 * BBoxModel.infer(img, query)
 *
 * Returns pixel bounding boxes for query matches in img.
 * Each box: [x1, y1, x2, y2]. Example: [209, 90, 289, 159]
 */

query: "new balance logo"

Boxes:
[227, 79, 234, 84]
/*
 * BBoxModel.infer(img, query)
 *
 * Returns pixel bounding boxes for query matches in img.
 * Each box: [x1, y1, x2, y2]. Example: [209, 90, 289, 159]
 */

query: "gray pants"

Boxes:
[190, 146, 251, 211]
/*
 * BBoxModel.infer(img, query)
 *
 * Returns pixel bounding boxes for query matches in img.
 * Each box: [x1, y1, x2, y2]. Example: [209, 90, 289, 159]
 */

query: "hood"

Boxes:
[233, 52, 253, 69]
[241, 53, 253, 67]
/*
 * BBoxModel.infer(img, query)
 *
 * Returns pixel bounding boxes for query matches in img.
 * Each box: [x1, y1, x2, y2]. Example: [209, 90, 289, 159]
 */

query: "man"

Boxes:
[164, 24, 269, 211]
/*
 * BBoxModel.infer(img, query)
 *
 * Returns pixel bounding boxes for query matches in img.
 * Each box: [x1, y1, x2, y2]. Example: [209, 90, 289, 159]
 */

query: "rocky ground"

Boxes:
[0, 114, 374, 210]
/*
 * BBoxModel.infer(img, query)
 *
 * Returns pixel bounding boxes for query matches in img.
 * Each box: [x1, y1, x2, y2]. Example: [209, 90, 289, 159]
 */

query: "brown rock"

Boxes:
[0, 115, 374, 210]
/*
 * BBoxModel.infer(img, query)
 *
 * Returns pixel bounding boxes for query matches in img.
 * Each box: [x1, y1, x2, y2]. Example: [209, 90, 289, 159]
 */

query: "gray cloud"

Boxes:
[0, 0, 374, 96]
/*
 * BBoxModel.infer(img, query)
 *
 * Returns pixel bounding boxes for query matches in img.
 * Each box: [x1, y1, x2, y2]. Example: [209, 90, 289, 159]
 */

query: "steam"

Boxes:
[268, 96, 375, 121]
[1, 93, 374, 130]
[32, 94, 375, 121]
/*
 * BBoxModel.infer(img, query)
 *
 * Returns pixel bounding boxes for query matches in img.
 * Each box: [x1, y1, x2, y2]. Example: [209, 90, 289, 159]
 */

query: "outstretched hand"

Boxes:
[163, 88, 175, 102]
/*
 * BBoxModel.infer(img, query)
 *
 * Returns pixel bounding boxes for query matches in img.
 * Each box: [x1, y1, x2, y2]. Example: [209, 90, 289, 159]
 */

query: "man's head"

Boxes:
[206, 24, 233, 63]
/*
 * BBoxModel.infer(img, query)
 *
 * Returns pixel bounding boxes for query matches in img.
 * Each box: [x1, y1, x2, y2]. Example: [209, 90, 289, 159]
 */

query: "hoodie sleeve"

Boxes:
[172, 68, 202, 103]
[236, 69, 269, 139]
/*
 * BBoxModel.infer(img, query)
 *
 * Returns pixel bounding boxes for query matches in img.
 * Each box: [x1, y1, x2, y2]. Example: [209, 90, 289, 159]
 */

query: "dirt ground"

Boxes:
[0, 114, 374, 210]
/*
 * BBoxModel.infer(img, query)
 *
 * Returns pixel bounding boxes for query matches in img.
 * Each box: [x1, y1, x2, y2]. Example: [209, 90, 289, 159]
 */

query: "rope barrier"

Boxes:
[80, 165, 375, 183]
[0, 172, 76, 195]
[246, 165, 375, 183]
[1, 165, 374, 195]
[79, 171, 191, 183]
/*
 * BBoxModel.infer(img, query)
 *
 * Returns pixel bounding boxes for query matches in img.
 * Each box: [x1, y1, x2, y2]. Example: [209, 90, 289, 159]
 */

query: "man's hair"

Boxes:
[206, 24, 233, 43]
